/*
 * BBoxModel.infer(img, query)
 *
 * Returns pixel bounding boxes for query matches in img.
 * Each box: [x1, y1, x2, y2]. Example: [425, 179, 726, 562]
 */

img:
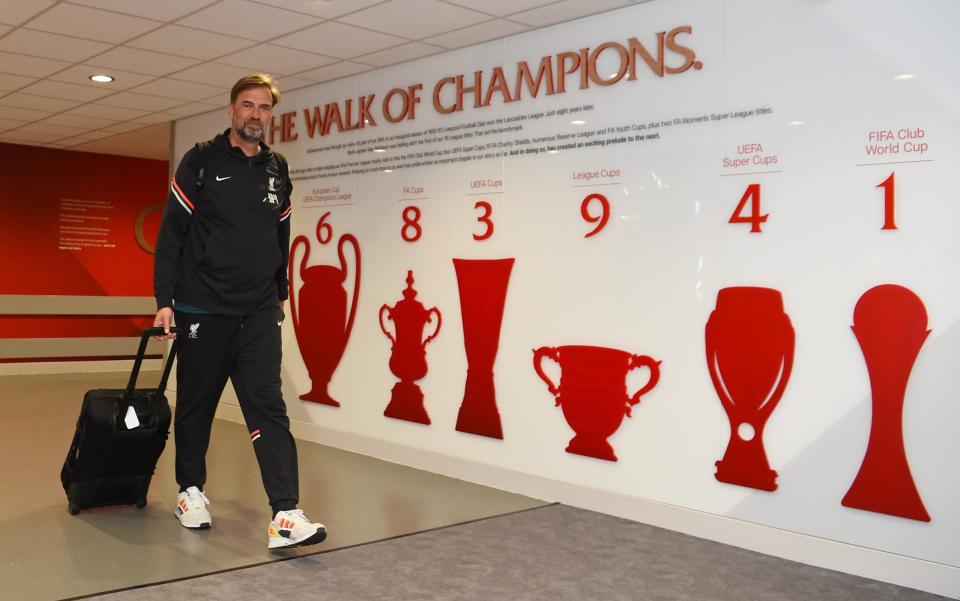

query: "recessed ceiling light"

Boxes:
[788, 120, 804, 126]
[383, 169, 393, 173]
[570, 119, 586, 125]
[89, 74, 114, 83]
[892, 73, 916, 81]
[373, 148, 385, 152]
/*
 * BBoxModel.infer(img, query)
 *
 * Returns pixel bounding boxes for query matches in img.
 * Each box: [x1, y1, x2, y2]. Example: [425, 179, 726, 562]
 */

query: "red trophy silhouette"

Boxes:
[842, 284, 931, 521]
[289, 231, 360, 407]
[706, 287, 794, 491]
[533, 345, 661, 461]
[453, 258, 514, 439]
[379, 270, 442, 424]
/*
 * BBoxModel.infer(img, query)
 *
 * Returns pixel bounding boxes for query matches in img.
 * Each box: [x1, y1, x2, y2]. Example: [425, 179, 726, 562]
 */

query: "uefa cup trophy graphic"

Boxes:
[842, 284, 931, 521]
[289, 231, 361, 407]
[453, 257, 514, 439]
[706, 287, 794, 491]
[533, 345, 661, 461]
[379, 270, 442, 425]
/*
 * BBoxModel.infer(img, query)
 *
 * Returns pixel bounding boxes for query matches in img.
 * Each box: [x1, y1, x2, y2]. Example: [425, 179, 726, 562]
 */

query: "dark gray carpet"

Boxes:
[82, 504, 947, 601]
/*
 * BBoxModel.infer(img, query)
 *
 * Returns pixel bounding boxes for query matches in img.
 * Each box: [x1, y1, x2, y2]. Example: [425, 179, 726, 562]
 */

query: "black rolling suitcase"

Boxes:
[61, 327, 179, 515]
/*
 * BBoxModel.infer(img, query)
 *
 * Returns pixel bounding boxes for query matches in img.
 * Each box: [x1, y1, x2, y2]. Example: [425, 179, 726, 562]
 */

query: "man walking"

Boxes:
[153, 73, 325, 549]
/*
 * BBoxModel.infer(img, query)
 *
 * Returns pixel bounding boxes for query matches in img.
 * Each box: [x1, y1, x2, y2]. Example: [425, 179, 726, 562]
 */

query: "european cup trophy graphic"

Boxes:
[706, 287, 794, 491]
[379, 270, 442, 425]
[453, 258, 514, 439]
[533, 345, 661, 461]
[842, 284, 931, 521]
[289, 231, 361, 407]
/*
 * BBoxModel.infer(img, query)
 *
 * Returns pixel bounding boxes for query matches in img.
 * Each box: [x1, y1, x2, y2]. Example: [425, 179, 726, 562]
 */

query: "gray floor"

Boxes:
[87, 504, 948, 601]
[0, 372, 547, 601]
[0, 371, 948, 601]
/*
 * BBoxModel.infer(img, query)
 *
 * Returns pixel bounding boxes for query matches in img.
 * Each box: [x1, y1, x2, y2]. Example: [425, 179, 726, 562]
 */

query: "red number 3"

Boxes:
[473, 201, 493, 241]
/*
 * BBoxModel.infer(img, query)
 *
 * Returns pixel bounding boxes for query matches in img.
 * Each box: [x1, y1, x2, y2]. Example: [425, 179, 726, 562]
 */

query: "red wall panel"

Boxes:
[0, 143, 167, 343]
[0, 142, 167, 297]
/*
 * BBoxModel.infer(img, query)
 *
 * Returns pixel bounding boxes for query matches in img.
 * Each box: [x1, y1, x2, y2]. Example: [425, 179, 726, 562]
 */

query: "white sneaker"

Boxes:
[268, 509, 326, 549]
[175, 486, 211, 529]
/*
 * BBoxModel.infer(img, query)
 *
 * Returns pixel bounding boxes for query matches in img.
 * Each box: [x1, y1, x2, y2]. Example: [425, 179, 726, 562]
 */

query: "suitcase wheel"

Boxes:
[136, 498, 147, 509]
[68, 503, 80, 515]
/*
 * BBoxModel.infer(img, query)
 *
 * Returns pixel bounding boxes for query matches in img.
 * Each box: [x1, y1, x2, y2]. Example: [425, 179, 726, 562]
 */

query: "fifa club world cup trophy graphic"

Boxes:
[842, 284, 931, 521]
[533, 345, 661, 461]
[379, 271, 442, 424]
[453, 258, 514, 439]
[289, 228, 361, 407]
[706, 287, 794, 491]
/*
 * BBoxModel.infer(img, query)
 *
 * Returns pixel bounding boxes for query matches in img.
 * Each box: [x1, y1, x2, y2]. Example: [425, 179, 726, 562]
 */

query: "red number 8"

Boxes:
[402, 205, 422, 242]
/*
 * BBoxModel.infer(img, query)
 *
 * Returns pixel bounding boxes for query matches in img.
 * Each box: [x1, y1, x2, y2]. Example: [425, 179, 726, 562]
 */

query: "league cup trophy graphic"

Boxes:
[289, 231, 361, 407]
[706, 287, 794, 491]
[533, 345, 661, 461]
[453, 258, 514, 439]
[842, 284, 931, 521]
[379, 270, 442, 425]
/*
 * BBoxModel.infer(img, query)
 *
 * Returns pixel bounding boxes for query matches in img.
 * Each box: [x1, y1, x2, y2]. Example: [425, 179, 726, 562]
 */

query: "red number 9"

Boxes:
[581, 193, 610, 238]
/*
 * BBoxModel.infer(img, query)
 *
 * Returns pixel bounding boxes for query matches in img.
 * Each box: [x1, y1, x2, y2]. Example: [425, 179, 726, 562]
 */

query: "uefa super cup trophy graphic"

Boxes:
[453, 258, 514, 439]
[289, 231, 361, 407]
[379, 270, 442, 425]
[842, 284, 931, 521]
[706, 287, 794, 491]
[533, 345, 661, 461]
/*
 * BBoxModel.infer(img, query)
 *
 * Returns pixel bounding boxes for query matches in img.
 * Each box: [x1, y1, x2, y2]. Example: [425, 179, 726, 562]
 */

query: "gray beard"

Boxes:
[236, 122, 264, 143]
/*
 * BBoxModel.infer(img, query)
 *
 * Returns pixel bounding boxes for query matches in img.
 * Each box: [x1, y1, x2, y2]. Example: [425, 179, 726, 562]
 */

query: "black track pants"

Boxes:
[173, 306, 298, 514]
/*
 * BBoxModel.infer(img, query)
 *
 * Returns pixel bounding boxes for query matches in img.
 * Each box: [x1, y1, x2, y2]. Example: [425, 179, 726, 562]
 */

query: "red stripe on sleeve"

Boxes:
[172, 179, 195, 210]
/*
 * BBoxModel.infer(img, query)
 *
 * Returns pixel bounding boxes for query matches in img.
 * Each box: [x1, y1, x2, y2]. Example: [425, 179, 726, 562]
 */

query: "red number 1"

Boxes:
[729, 183, 767, 233]
[877, 172, 897, 230]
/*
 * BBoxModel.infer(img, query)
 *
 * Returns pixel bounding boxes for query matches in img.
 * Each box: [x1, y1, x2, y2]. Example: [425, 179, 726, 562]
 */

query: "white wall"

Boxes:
[174, 1, 960, 596]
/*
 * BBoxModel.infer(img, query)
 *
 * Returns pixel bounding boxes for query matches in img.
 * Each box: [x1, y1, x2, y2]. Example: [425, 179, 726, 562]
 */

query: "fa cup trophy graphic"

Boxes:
[289, 230, 361, 407]
[706, 287, 794, 491]
[379, 271, 442, 424]
[842, 284, 931, 521]
[533, 345, 661, 461]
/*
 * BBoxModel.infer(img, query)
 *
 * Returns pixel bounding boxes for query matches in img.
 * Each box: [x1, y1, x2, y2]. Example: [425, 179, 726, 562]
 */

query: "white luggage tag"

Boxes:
[124, 404, 141, 429]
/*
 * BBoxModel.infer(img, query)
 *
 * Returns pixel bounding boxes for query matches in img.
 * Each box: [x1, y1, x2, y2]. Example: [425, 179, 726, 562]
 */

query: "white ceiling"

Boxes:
[0, 0, 641, 160]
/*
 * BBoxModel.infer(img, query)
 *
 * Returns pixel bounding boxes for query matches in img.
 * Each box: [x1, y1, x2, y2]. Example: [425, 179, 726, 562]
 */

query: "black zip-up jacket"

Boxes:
[154, 129, 292, 315]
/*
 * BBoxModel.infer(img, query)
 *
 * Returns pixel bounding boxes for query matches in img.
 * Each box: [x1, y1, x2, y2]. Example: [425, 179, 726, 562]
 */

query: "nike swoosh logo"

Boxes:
[277, 321, 282, 326]
[215, 175, 231, 181]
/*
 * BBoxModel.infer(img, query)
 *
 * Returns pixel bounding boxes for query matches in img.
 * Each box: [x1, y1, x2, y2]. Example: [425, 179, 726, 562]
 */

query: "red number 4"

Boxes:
[729, 183, 767, 233]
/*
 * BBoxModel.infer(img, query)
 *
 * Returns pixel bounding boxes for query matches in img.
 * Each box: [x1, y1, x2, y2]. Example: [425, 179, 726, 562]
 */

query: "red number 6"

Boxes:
[316, 211, 332, 244]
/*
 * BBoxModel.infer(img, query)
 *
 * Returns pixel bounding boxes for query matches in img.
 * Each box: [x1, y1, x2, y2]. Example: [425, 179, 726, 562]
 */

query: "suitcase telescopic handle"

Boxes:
[125, 327, 181, 397]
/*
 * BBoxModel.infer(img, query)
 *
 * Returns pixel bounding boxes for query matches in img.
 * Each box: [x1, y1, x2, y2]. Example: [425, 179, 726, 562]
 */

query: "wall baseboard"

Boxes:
[211, 401, 958, 599]
[0, 359, 161, 376]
